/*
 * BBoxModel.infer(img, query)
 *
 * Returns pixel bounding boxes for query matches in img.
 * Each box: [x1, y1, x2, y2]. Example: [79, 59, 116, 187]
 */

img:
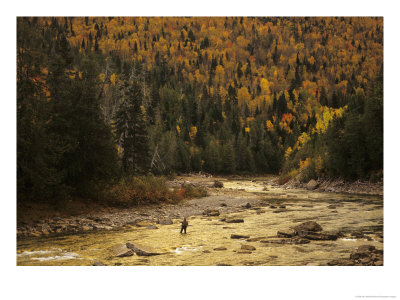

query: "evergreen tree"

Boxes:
[221, 141, 236, 173]
[116, 80, 150, 175]
[17, 18, 63, 202]
[363, 69, 383, 173]
[48, 55, 120, 195]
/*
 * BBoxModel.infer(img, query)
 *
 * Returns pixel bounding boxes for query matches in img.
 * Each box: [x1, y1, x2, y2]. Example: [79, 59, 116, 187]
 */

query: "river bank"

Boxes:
[17, 174, 383, 239]
[282, 177, 383, 195]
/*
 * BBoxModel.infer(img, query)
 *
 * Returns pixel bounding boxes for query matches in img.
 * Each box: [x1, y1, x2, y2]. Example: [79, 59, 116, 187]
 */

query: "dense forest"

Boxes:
[17, 17, 383, 203]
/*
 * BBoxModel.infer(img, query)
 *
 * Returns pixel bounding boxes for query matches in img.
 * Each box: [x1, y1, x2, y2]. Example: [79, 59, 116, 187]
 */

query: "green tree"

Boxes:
[17, 18, 62, 202]
[48, 55, 120, 195]
[116, 80, 150, 175]
[221, 141, 235, 173]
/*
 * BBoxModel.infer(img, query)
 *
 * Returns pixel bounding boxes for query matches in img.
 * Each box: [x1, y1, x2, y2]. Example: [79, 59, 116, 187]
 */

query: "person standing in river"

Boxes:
[180, 217, 188, 234]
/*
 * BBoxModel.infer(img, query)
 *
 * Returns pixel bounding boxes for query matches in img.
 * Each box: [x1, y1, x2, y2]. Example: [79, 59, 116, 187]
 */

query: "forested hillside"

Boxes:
[17, 17, 383, 202]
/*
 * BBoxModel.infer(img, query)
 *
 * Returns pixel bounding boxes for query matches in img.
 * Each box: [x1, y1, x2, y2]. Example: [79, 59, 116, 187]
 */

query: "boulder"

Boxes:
[241, 245, 256, 251]
[126, 243, 162, 256]
[92, 261, 105, 266]
[306, 179, 319, 190]
[111, 244, 134, 257]
[277, 228, 297, 238]
[213, 180, 224, 188]
[243, 202, 252, 209]
[349, 245, 383, 264]
[202, 250, 211, 253]
[220, 203, 227, 207]
[203, 209, 220, 217]
[294, 221, 323, 233]
[297, 231, 338, 241]
[213, 247, 227, 251]
[224, 218, 244, 223]
[231, 234, 250, 239]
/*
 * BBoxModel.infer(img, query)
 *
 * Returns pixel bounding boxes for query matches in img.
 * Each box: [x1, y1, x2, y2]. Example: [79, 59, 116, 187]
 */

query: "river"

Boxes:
[17, 178, 383, 266]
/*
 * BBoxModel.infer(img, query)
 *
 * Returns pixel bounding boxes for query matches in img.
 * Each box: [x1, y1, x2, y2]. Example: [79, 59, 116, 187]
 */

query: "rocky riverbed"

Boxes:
[17, 175, 382, 239]
[17, 175, 383, 266]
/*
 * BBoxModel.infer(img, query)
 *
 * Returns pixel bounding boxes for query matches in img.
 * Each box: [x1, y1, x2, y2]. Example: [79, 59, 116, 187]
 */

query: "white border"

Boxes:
[2, 1, 399, 299]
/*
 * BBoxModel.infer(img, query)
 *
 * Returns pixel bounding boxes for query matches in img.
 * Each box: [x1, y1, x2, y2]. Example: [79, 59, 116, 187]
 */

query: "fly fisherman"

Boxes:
[180, 217, 188, 234]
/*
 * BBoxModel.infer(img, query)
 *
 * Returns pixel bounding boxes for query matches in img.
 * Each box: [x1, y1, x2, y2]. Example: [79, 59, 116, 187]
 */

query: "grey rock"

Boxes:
[224, 218, 244, 223]
[203, 209, 220, 217]
[214, 247, 227, 251]
[294, 221, 323, 233]
[241, 245, 256, 251]
[277, 228, 297, 238]
[243, 202, 252, 209]
[126, 242, 163, 256]
[92, 261, 105, 266]
[231, 234, 250, 239]
[306, 179, 319, 190]
[297, 231, 338, 241]
[111, 244, 134, 257]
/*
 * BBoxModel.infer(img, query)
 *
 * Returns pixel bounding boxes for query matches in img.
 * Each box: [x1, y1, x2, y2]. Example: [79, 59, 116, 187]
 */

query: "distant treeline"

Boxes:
[17, 17, 383, 203]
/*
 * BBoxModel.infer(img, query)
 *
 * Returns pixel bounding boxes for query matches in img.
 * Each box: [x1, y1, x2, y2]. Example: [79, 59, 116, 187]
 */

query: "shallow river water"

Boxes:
[17, 180, 383, 266]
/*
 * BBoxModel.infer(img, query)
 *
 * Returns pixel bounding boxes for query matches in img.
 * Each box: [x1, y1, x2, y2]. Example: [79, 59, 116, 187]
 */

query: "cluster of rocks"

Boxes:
[17, 215, 176, 239]
[259, 221, 339, 245]
[282, 178, 383, 196]
[111, 242, 165, 258]
[17, 217, 116, 238]
[328, 245, 383, 266]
